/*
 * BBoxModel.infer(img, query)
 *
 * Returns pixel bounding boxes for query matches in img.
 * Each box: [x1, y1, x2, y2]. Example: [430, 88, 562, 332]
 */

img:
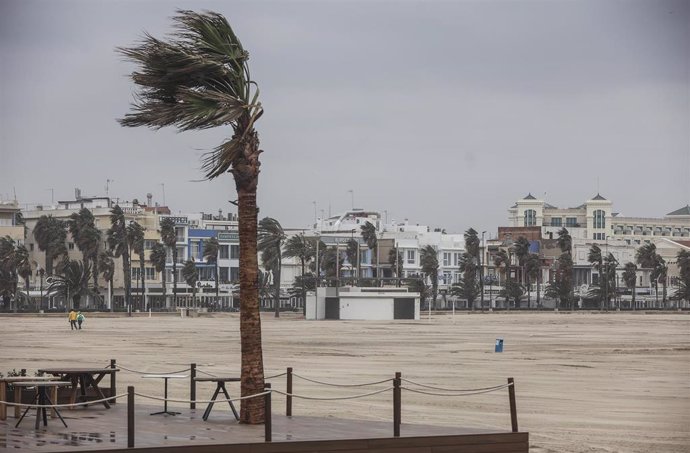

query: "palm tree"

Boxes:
[68, 208, 102, 299]
[512, 236, 531, 306]
[0, 237, 20, 311]
[556, 228, 572, 254]
[524, 253, 541, 309]
[361, 221, 378, 281]
[203, 237, 220, 307]
[588, 244, 604, 310]
[452, 252, 479, 309]
[676, 250, 690, 304]
[119, 10, 267, 422]
[493, 249, 511, 308]
[127, 221, 146, 310]
[182, 259, 199, 308]
[420, 245, 439, 309]
[388, 247, 403, 286]
[33, 215, 67, 276]
[149, 242, 167, 310]
[345, 239, 359, 283]
[464, 228, 481, 307]
[107, 206, 132, 314]
[622, 262, 637, 310]
[321, 246, 343, 280]
[48, 260, 92, 310]
[99, 251, 115, 311]
[636, 243, 666, 308]
[282, 234, 314, 313]
[159, 217, 178, 308]
[258, 218, 285, 318]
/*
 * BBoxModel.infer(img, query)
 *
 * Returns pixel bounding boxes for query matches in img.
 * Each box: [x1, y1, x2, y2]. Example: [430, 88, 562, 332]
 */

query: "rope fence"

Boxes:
[4, 360, 520, 447]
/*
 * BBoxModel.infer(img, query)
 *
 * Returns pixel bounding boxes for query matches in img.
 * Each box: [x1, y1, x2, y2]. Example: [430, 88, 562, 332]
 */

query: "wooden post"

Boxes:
[508, 377, 518, 433]
[264, 383, 272, 442]
[286, 367, 293, 416]
[393, 371, 401, 437]
[190, 363, 197, 410]
[127, 386, 135, 448]
[0, 382, 6, 421]
[110, 359, 117, 405]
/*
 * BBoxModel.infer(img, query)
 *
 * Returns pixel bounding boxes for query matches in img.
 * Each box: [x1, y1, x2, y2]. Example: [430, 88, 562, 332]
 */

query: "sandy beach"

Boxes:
[1, 311, 688, 453]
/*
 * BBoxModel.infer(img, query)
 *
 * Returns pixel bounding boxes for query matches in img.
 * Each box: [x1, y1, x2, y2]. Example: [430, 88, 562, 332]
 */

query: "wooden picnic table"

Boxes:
[0, 376, 61, 420]
[193, 376, 240, 421]
[37, 367, 119, 409]
[13, 381, 71, 429]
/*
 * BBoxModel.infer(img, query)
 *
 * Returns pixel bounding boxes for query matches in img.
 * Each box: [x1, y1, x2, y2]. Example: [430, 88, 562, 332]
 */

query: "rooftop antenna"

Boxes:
[160, 183, 166, 206]
[106, 179, 114, 197]
[13, 187, 17, 202]
[348, 189, 354, 210]
[46, 188, 54, 205]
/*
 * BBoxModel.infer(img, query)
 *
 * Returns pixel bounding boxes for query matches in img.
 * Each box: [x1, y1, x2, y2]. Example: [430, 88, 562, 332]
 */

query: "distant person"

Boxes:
[77, 311, 85, 330]
[68, 310, 78, 330]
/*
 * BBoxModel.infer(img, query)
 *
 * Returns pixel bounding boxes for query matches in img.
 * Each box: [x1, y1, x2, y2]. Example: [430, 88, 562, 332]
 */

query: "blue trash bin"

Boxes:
[495, 338, 504, 353]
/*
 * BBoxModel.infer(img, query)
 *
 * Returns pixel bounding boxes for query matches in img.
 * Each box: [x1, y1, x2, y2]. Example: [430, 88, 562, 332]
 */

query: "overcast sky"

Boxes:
[1, 0, 688, 235]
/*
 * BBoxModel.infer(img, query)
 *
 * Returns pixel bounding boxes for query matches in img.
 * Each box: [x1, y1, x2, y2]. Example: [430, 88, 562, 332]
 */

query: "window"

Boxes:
[230, 267, 239, 282]
[406, 250, 416, 265]
[360, 249, 370, 264]
[190, 241, 201, 260]
[131, 268, 141, 280]
[176, 246, 185, 262]
[524, 209, 536, 227]
[144, 240, 157, 250]
[145, 267, 156, 281]
[175, 227, 185, 243]
[593, 210, 605, 229]
[443, 272, 452, 284]
[219, 245, 229, 259]
[550, 218, 562, 227]
[68, 242, 75, 250]
[219, 267, 229, 283]
[230, 245, 240, 259]
[443, 252, 451, 267]
[453, 252, 462, 266]
[566, 217, 578, 227]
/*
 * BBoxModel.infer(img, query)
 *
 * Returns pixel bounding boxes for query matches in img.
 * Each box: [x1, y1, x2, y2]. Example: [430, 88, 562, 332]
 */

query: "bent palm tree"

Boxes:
[99, 251, 115, 311]
[107, 206, 132, 314]
[420, 245, 439, 309]
[149, 242, 167, 309]
[360, 221, 378, 281]
[119, 10, 266, 422]
[127, 221, 146, 310]
[622, 262, 637, 310]
[159, 217, 178, 309]
[258, 218, 285, 317]
[182, 260, 199, 307]
[34, 215, 67, 276]
[48, 260, 92, 310]
[203, 237, 220, 307]
[282, 234, 314, 314]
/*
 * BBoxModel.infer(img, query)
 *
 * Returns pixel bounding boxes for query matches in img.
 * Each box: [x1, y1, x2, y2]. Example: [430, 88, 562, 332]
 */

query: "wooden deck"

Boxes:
[0, 403, 527, 452]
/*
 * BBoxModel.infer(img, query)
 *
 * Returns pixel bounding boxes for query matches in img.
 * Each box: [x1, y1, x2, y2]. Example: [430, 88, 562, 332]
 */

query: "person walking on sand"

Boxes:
[68, 310, 77, 330]
[77, 311, 85, 330]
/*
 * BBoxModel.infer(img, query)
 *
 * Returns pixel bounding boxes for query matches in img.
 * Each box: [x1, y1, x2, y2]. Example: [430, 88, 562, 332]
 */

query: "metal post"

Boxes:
[393, 371, 401, 437]
[508, 377, 518, 433]
[264, 383, 272, 442]
[286, 367, 293, 416]
[190, 363, 196, 410]
[127, 386, 135, 448]
[110, 359, 117, 405]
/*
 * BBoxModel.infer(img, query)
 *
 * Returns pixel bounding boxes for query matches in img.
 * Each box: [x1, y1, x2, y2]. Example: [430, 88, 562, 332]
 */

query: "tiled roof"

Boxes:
[667, 205, 690, 216]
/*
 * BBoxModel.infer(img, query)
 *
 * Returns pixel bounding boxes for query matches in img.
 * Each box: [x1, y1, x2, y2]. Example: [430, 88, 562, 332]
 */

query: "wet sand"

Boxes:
[1, 311, 688, 453]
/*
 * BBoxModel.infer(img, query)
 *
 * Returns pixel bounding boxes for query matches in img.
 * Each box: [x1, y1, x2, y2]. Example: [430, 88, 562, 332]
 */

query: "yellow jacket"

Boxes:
[68, 311, 77, 321]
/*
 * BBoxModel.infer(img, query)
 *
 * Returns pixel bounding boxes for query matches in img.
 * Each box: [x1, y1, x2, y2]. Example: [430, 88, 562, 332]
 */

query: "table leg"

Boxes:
[40, 388, 48, 428]
[202, 384, 222, 421]
[69, 376, 79, 410]
[219, 383, 239, 420]
[14, 385, 21, 418]
[86, 375, 111, 409]
[50, 386, 58, 418]
[14, 393, 37, 428]
[45, 391, 67, 428]
[0, 381, 6, 421]
[79, 375, 87, 405]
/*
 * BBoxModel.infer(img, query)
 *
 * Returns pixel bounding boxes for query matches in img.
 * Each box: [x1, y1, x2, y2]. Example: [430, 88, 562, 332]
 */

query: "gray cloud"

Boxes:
[1, 0, 688, 234]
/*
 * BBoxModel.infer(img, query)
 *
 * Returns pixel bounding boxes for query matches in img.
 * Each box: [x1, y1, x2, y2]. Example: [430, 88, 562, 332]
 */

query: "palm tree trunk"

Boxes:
[140, 254, 146, 311]
[237, 186, 265, 424]
[632, 283, 636, 310]
[172, 248, 178, 309]
[536, 272, 541, 309]
[526, 274, 531, 309]
[123, 246, 132, 316]
[274, 257, 281, 318]
[300, 257, 306, 316]
[161, 267, 167, 310]
[215, 261, 219, 309]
